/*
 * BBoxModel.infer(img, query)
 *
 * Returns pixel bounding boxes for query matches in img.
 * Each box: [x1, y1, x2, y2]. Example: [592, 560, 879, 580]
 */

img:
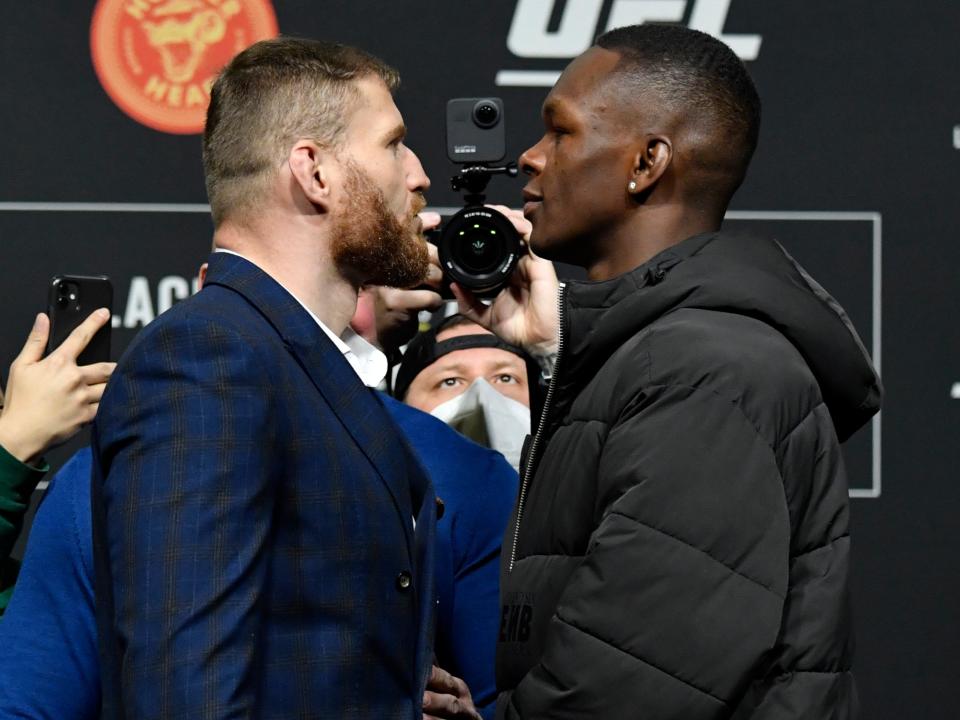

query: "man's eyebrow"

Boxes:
[430, 361, 468, 375]
[542, 98, 572, 124]
[382, 123, 406, 144]
[490, 359, 526, 373]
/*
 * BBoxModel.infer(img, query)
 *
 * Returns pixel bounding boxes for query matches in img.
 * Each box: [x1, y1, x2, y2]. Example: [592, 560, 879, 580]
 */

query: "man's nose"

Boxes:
[407, 147, 430, 191]
[519, 140, 546, 176]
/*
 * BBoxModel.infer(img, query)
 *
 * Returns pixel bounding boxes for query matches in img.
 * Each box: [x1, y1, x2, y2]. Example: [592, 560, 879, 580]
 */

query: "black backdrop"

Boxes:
[1, 2, 957, 717]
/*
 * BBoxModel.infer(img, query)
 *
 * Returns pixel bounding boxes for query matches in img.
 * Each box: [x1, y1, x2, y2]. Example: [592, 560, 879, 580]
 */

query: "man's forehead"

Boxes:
[547, 46, 624, 107]
[426, 347, 526, 374]
[546, 46, 663, 129]
[347, 76, 403, 130]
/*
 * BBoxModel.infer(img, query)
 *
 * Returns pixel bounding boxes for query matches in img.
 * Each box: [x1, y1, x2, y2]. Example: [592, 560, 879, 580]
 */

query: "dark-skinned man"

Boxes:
[454, 24, 880, 719]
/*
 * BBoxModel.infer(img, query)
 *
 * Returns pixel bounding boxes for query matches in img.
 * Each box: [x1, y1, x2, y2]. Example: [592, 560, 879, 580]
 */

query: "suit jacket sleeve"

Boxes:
[95, 313, 278, 719]
[498, 383, 793, 719]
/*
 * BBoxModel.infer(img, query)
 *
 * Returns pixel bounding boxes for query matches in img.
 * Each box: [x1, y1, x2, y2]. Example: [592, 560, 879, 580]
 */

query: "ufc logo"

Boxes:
[506, 0, 761, 61]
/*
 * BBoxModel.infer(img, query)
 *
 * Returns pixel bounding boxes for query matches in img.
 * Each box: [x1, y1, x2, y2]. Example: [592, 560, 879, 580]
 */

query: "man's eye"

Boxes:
[494, 374, 518, 384]
[440, 377, 460, 388]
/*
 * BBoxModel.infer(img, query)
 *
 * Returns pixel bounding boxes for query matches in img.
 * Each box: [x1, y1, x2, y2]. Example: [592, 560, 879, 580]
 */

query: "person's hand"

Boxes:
[451, 205, 559, 355]
[0, 309, 115, 464]
[422, 665, 482, 720]
[352, 211, 444, 354]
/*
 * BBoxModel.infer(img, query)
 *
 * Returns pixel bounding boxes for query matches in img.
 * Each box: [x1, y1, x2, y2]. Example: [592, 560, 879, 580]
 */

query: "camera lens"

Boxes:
[454, 224, 506, 275]
[473, 100, 500, 129]
[439, 206, 522, 296]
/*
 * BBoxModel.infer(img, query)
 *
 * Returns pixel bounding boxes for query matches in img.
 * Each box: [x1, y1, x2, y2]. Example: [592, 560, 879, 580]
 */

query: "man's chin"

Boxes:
[530, 229, 580, 267]
[367, 241, 429, 288]
[528, 228, 553, 259]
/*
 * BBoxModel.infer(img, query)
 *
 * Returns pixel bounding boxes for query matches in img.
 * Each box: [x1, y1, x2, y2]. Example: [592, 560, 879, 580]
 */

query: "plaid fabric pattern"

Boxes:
[91, 252, 435, 719]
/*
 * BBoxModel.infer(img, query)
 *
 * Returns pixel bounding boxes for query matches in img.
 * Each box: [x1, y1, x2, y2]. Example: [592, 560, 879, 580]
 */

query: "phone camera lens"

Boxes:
[473, 100, 500, 129]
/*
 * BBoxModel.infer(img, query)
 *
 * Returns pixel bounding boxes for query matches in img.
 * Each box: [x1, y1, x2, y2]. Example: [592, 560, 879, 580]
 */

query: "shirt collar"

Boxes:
[213, 248, 387, 388]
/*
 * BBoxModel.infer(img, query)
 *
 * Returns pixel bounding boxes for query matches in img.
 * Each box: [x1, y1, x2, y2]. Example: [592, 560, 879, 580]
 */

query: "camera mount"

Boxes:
[450, 162, 518, 205]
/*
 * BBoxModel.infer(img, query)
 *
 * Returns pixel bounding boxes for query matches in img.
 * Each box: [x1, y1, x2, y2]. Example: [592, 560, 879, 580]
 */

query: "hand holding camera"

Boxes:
[437, 98, 560, 356]
[451, 243, 560, 360]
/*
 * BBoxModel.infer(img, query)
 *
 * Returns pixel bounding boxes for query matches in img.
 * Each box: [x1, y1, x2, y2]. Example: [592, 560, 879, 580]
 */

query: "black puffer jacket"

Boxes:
[495, 231, 881, 719]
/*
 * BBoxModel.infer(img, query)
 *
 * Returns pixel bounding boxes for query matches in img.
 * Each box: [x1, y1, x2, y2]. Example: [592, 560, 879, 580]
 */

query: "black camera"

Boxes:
[446, 98, 506, 163]
[435, 97, 522, 298]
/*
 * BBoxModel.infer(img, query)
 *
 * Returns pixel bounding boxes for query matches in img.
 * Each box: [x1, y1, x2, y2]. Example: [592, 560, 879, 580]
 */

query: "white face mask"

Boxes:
[429, 378, 531, 472]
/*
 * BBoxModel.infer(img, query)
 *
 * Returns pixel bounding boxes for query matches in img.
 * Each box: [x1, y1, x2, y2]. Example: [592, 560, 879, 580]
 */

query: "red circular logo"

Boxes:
[91, 0, 278, 135]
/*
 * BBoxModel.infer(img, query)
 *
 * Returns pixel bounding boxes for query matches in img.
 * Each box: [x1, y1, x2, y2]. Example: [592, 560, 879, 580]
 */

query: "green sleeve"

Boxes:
[0, 443, 48, 613]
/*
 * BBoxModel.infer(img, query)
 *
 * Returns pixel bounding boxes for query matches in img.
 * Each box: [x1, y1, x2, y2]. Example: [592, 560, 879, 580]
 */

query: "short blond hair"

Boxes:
[202, 37, 399, 227]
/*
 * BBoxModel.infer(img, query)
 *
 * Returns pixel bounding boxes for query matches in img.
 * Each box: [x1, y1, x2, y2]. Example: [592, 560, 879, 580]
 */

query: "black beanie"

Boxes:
[393, 316, 530, 401]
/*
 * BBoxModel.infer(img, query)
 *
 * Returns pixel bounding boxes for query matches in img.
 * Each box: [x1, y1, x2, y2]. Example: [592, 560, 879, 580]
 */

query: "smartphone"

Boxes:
[46, 275, 113, 364]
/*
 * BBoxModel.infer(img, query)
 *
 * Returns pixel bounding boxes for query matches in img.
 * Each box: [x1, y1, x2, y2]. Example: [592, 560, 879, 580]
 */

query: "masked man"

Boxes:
[395, 315, 536, 472]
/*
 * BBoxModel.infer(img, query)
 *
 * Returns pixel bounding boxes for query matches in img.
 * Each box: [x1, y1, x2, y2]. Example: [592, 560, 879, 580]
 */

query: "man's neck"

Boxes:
[213, 220, 358, 336]
[585, 203, 722, 281]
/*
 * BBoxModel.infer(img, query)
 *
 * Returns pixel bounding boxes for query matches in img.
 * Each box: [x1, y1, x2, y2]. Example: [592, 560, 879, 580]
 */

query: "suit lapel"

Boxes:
[202, 252, 416, 557]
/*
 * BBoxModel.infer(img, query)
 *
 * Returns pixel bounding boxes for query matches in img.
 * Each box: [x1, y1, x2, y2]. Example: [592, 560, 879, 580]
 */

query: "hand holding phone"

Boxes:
[0, 280, 116, 464]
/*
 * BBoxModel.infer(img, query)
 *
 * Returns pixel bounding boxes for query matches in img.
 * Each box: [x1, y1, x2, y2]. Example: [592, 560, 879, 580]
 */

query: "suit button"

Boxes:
[396, 571, 412, 592]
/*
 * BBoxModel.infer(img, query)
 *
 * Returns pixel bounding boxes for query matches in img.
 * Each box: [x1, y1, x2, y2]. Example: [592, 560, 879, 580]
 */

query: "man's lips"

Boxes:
[522, 188, 542, 218]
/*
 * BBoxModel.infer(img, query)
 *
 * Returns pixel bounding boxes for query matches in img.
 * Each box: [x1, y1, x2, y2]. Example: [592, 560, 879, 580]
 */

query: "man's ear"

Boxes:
[627, 136, 672, 197]
[288, 140, 334, 212]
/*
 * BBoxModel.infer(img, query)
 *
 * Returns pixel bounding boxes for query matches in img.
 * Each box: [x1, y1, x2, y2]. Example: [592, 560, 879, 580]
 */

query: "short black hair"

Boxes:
[596, 24, 761, 196]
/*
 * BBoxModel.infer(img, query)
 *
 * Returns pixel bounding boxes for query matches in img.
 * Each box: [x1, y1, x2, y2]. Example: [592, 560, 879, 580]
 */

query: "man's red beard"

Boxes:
[331, 161, 429, 288]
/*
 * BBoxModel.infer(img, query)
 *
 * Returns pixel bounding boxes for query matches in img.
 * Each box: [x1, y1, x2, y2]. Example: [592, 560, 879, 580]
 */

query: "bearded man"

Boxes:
[92, 38, 443, 719]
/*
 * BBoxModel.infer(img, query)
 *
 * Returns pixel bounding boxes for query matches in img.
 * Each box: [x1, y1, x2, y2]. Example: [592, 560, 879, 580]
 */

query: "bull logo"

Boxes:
[90, 0, 278, 134]
[142, 3, 229, 84]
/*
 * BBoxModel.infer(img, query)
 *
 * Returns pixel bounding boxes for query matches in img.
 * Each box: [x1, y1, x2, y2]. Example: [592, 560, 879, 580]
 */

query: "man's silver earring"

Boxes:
[628, 180, 638, 192]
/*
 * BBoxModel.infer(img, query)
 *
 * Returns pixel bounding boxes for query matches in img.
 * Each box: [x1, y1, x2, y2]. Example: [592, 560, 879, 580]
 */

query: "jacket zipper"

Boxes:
[509, 281, 566, 572]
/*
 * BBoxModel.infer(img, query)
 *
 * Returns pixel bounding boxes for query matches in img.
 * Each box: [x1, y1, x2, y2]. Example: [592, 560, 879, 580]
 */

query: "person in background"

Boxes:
[0, 309, 113, 614]
[394, 314, 534, 473]
[454, 24, 880, 718]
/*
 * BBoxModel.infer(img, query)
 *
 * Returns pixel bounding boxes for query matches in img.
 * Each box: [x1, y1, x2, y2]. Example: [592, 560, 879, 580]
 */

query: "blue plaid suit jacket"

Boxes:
[91, 252, 437, 719]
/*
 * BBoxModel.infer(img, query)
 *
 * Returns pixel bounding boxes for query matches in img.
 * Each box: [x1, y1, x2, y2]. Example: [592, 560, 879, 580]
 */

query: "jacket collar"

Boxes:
[556, 230, 881, 442]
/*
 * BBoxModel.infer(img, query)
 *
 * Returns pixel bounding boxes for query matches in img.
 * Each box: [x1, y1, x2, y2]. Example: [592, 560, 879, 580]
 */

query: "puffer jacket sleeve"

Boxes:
[730, 402, 858, 719]
[499, 382, 795, 719]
